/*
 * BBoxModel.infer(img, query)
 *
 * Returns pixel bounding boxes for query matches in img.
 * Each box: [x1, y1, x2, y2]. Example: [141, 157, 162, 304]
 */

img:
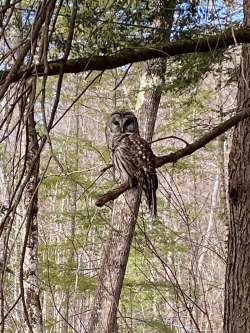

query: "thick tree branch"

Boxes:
[1, 28, 250, 84]
[95, 183, 129, 207]
[96, 106, 250, 207]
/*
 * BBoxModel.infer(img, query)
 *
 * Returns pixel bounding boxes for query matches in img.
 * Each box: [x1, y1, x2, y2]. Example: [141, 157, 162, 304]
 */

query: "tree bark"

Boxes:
[88, 188, 141, 333]
[224, 1, 250, 332]
[22, 79, 43, 333]
[136, 57, 166, 141]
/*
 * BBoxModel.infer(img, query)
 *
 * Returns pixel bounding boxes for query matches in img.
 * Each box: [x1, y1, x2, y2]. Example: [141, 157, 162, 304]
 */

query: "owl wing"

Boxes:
[113, 133, 158, 217]
[129, 134, 158, 217]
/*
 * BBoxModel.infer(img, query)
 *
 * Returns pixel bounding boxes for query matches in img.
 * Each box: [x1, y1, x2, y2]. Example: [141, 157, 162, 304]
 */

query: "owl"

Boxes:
[105, 111, 158, 217]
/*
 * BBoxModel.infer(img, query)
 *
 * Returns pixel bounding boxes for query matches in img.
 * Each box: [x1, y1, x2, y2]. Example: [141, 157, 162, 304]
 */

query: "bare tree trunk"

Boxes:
[88, 188, 141, 333]
[88, 2, 176, 332]
[22, 79, 43, 333]
[224, 1, 250, 332]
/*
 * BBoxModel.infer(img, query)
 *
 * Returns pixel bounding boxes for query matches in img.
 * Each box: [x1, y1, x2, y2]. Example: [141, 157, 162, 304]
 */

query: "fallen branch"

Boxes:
[95, 106, 249, 207]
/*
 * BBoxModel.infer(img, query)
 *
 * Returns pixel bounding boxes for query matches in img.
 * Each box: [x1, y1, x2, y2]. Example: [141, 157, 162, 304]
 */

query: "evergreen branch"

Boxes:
[95, 106, 250, 207]
[1, 28, 250, 84]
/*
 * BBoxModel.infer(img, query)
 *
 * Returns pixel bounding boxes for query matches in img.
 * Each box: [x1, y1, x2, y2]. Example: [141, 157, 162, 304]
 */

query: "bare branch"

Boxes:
[95, 183, 130, 207]
[113, 63, 132, 90]
[95, 106, 250, 207]
[150, 135, 189, 146]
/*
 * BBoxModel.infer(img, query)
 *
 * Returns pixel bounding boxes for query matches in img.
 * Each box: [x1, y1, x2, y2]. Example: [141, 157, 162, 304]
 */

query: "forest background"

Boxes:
[0, 0, 248, 332]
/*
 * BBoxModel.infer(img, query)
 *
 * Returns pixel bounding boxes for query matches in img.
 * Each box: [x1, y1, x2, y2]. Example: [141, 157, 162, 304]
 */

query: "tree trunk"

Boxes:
[136, 0, 176, 141]
[136, 58, 166, 141]
[22, 79, 43, 333]
[224, 0, 250, 332]
[88, 2, 176, 332]
[88, 188, 141, 333]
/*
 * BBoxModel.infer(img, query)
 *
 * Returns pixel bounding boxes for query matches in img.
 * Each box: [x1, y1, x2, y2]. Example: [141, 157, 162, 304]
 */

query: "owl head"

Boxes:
[105, 111, 139, 149]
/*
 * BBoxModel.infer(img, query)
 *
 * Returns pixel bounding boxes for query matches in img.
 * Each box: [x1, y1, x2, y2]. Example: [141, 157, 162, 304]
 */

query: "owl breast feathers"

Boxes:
[105, 111, 158, 217]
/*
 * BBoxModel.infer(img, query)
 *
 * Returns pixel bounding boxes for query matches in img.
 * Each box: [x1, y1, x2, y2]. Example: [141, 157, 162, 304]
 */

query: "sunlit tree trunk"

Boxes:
[136, 0, 176, 141]
[136, 57, 166, 141]
[224, 0, 250, 331]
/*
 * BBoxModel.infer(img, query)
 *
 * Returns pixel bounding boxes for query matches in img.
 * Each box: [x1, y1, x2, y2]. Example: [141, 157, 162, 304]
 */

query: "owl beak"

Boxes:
[121, 124, 125, 133]
[122, 119, 126, 133]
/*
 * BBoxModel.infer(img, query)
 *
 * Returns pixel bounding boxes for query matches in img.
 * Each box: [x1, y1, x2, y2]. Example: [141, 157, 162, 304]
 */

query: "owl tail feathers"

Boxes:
[149, 186, 157, 218]
[144, 173, 158, 218]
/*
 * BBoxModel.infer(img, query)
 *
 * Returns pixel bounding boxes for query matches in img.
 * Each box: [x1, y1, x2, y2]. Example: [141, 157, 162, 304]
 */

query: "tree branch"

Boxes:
[95, 183, 130, 207]
[1, 28, 250, 84]
[95, 106, 250, 207]
[150, 135, 189, 146]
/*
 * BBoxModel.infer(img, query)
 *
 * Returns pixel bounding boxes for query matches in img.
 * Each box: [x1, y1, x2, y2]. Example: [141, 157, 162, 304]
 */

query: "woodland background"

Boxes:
[0, 0, 248, 332]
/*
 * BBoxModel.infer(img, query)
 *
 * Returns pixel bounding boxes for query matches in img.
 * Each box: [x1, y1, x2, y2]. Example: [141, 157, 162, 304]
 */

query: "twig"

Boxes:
[113, 63, 132, 90]
[100, 164, 113, 173]
[150, 135, 189, 146]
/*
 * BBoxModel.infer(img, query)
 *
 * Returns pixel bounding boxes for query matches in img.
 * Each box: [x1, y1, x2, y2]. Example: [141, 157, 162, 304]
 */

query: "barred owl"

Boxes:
[105, 111, 158, 217]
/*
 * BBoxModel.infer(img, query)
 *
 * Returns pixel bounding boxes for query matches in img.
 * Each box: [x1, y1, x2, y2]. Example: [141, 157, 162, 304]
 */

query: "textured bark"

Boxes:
[88, 188, 141, 333]
[1, 27, 250, 84]
[136, 1, 176, 141]
[224, 1, 250, 332]
[137, 58, 166, 141]
[23, 80, 43, 333]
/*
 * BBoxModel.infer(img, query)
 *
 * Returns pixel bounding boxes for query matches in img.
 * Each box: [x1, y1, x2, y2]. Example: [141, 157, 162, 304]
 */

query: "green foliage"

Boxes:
[141, 319, 177, 333]
[165, 51, 225, 93]
[50, 0, 155, 57]
[40, 261, 96, 292]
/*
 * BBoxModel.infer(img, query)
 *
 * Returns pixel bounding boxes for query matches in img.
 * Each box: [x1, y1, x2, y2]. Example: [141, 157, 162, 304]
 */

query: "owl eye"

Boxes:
[113, 120, 120, 126]
[124, 119, 133, 127]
